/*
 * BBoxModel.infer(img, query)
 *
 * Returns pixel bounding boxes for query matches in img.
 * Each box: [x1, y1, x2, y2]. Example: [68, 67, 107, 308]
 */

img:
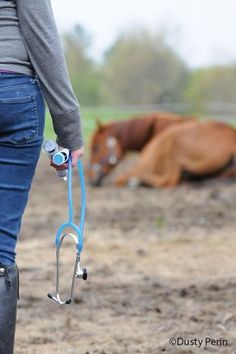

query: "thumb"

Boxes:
[71, 147, 84, 167]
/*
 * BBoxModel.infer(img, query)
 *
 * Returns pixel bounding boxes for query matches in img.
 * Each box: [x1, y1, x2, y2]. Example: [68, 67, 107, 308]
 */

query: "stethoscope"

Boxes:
[43, 140, 87, 305]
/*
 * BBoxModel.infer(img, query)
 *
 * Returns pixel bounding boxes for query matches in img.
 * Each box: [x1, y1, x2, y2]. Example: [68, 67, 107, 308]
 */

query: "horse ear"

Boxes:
[96, 117, 103, 131]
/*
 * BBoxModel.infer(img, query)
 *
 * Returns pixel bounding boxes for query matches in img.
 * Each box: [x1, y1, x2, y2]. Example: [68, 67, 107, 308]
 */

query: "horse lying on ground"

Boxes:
[115, 120, 236, 188]
[88, 112, 194, 186]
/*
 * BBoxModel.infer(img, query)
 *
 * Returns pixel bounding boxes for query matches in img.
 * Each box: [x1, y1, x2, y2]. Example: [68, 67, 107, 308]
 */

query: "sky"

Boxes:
[51, 0, 236, 68]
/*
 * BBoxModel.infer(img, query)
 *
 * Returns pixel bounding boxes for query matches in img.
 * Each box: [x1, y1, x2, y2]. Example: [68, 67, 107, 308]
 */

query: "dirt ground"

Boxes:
[14, 154, 236, 354]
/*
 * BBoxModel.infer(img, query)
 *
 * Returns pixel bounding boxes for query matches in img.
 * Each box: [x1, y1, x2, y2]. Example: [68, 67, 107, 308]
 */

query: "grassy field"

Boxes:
[44, 107, 149, 145]
[44, 107, 236, 147]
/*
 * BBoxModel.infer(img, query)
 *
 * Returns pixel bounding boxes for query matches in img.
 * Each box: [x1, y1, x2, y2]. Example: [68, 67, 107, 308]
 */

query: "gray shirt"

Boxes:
[0, 0, 83, 150]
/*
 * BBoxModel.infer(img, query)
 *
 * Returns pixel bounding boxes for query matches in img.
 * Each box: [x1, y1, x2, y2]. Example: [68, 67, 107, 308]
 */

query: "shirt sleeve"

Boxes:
[16, 0, 83, 150]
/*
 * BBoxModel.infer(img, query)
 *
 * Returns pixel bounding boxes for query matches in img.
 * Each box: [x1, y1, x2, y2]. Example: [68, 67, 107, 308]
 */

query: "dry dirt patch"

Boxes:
[15, 155, 236, 354]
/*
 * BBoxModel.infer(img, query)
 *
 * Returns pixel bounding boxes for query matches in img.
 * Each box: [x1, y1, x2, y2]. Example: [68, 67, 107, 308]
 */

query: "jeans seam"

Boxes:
[33, 93, 39, 138]
[0, 85, 36, 92]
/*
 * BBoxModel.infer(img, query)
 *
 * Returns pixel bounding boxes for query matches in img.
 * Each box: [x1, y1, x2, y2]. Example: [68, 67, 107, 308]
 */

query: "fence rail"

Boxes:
[83, 102, 236, 121]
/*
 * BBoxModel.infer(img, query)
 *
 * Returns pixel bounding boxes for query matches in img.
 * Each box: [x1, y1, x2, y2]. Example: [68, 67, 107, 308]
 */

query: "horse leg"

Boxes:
[219, 167, 236, 178]
[115, 165, 161, 187]
[138, 172, 169, 187]
[215, 156, 236, 179]
[139, 164, 181, 188]
[115, 158, 181, 188]
[115, 167, 140, 186]
[115, 169, 167, 188]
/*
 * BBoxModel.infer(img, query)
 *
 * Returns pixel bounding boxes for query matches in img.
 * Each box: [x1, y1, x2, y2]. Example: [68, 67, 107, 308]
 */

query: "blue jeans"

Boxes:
[0, 73, 45, 265]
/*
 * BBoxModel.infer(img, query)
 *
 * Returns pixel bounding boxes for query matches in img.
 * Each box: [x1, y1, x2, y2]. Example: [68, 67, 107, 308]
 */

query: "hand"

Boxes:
[50, 146, 84, 171]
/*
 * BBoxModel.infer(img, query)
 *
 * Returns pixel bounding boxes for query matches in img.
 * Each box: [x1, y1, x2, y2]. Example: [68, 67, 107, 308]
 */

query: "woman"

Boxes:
[0, 0, 84, 352]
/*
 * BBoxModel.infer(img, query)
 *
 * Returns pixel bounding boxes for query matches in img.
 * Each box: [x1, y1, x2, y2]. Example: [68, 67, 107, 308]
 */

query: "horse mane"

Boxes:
[97, 113, 187, 152]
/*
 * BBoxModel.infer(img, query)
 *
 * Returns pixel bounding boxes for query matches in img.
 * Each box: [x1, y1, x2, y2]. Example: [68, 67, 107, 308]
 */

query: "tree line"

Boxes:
[63, 25, 236, 112]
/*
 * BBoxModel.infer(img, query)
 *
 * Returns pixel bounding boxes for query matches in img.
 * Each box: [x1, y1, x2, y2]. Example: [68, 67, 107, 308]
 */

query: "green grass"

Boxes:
[44, 111, 56, 140]
[44, 107, 146, 145]
[44, 108, 236, 147]
[155, 216, 165, 230]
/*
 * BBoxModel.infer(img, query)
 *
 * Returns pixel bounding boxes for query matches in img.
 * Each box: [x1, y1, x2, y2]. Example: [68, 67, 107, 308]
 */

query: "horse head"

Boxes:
[87, 119, 123, 186]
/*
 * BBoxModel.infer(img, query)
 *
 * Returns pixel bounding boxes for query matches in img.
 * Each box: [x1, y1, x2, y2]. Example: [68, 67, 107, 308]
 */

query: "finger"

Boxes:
[50, 161, 68, 170]
[56, 163, 68, 170]
[71, 156, 78, 167]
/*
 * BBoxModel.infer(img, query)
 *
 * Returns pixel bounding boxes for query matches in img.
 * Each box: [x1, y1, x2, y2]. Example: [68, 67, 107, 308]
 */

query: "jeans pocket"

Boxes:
[0, 94, 39, 144]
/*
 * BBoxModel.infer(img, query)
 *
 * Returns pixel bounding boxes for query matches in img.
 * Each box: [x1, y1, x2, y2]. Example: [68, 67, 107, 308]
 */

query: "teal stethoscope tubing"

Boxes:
[55, 156, 86, 254]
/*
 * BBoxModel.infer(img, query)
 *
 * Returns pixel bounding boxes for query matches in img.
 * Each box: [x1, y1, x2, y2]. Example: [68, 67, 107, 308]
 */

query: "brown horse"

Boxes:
[115, 120, 236, 188]
[88, 112, 193, 186]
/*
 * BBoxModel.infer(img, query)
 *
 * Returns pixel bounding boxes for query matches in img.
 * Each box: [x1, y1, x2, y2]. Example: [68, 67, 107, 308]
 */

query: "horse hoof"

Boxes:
[127, 177, 141, 188]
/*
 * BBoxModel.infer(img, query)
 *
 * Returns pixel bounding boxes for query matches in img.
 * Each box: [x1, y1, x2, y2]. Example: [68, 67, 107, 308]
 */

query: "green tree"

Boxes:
[184, 65, 236, 111]
[101, 29, 188, 105]
[63, 25, 102, 105]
